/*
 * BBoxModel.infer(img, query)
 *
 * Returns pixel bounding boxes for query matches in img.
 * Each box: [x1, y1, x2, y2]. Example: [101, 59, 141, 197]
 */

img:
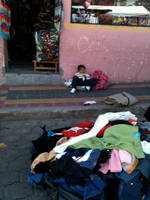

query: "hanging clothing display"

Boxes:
[0, 0, 11, 40]
[35, 28, 59, 61]
[54, 0, 64, 33]
[34, 0, 64, 61]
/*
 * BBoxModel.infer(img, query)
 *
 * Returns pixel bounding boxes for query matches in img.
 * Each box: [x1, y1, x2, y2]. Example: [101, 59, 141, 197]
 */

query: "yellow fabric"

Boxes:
[31, 150, 56, 174]
[0, 143, 6, 148]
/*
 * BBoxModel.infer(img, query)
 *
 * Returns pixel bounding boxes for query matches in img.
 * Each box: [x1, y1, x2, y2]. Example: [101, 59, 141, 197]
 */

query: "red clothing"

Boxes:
[71, 120, 94, 128]
[97, 125, 112, 137]
[62, 127, 90, 138]
[62, 120, 94, 138]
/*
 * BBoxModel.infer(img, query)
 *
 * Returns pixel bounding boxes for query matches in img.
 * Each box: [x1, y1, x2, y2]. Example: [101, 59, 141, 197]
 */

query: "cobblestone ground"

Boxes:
[0, 118, 92, 200]
[0, 114, 144, 200]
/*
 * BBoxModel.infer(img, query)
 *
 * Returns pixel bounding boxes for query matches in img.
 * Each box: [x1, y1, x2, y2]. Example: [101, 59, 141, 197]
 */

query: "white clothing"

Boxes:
[53, 111, 137, 154]
[141, 141, 150, 154]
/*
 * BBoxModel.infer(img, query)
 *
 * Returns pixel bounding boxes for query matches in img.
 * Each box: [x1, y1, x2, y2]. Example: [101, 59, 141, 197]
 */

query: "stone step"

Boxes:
[5, 73, 63, 85]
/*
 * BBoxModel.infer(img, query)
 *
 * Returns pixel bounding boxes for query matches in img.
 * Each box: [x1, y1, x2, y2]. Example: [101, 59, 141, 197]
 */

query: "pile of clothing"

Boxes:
[28, 111, 150, 200]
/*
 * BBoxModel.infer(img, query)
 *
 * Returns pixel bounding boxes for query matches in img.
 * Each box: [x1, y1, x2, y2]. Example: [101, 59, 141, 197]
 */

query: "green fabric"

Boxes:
[71, 124, 145, 159]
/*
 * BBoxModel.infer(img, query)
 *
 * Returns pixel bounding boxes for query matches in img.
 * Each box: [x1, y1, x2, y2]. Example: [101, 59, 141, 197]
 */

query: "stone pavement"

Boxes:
[0, 118, 95, 200]
[0, 82, 150, 121]
[0, 82, 150, 200]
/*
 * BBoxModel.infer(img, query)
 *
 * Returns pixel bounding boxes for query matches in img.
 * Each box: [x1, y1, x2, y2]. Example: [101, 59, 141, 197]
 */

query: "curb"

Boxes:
[0, 103, 149, 121]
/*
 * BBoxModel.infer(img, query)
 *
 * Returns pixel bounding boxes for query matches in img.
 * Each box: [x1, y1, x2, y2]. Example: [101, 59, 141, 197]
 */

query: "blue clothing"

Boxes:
[136, 153, 150, 179]
[78, 149, 101, 170]
[27, 170, 47, 189]
[118, 173, 142, 200]
[115, 170, 142, 200]
[53, 174, 105, 200]
[66, 148, 101, 170]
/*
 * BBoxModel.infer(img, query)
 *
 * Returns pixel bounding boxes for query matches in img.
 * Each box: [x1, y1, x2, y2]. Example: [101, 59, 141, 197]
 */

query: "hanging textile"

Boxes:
[0, 0, 11, 40]
[54, 0, 64, 32]
[35, 28, 59, 61]
[34, 0, 64, 61]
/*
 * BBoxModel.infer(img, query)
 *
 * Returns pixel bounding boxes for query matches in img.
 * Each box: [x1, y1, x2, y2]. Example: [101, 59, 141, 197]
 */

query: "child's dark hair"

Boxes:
[77, 65, 86, 71]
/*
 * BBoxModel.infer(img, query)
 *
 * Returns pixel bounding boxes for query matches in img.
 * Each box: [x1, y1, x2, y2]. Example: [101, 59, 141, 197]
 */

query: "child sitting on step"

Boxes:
[70, 65, 97, 94]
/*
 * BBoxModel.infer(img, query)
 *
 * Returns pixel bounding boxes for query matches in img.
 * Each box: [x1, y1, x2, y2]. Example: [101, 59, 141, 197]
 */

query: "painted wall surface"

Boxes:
[0, 37, 4, 85]
[60, 0, 150, 83]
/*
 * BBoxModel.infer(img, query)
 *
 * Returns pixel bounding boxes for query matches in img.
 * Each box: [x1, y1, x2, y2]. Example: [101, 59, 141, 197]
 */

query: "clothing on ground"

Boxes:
[53, 111, 137, 154]
[71, 124, 145, 159]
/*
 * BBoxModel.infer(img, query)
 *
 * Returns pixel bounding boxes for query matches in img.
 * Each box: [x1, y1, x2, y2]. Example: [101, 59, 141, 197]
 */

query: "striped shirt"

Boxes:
[75, 72, 90, 80]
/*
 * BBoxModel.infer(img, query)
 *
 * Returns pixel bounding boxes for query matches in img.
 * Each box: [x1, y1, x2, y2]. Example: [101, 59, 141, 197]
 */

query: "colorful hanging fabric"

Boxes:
[0, 0, 11, 40]
[35, 28, 59, 61]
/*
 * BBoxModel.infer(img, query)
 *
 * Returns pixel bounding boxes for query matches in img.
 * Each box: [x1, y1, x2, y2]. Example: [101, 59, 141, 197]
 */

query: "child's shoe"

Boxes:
[70, 88, 76, 94]
[85, 86, 91, 91]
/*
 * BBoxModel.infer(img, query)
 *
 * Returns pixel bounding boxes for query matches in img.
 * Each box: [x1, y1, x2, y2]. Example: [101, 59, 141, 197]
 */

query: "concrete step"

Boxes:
[5, 73, 63, 85]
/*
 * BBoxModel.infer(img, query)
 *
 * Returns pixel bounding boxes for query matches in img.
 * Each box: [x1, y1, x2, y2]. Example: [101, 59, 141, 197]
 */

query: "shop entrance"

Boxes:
[7, 0, 59, 73]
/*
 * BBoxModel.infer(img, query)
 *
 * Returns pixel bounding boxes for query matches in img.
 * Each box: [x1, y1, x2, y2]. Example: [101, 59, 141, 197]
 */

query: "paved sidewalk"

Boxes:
[0, 83, 150, 107]
[0, 82, 150, 120]
[0, 118, 91, 200]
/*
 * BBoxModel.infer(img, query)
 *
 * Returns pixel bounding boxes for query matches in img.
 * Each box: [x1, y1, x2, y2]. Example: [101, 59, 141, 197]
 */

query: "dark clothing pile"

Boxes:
[28, 110, 150, 200]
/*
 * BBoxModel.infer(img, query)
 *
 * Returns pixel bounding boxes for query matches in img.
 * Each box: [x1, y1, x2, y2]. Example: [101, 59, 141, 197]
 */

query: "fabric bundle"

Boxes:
[104, 92, 138, 106]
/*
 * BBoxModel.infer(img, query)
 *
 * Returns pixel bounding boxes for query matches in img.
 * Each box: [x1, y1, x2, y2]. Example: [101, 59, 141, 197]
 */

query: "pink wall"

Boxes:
[0, 37, 4, 85]
[60, 0, 150, 83]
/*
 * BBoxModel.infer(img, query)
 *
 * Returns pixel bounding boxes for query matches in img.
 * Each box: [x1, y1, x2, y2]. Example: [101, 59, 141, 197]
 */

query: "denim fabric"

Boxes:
[27, 170, 46, 189]
[117, 171, 142, 200]
[58, 186, 105, 200]
[136, 154, 150, 179]
[115, 169, 139, 182]
[53, 174, 105, 200]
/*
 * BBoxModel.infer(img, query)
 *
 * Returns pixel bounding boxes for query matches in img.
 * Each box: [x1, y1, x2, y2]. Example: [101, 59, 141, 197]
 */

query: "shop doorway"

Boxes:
[7, 0, 59, 73]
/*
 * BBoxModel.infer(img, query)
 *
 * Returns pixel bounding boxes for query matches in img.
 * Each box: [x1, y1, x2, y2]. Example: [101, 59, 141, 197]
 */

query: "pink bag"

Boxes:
[90, 70, 109, 90]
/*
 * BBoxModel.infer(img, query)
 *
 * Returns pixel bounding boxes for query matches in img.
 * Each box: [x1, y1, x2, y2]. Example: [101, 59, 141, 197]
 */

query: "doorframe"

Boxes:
[4, 39, 8, 72]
